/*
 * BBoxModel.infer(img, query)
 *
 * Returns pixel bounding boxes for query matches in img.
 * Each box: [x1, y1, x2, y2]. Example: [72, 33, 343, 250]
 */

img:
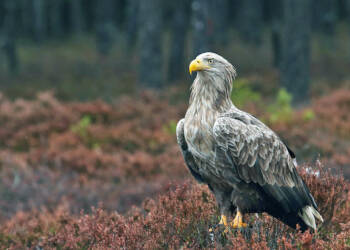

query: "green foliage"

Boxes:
[277, 88, 292, 106]
[231, 78, 261, 108]
[71, 115, 92, 138]
[302, 109, 316, 122]
[70, 115, 101, 149]
[267, 89, 316, 124]
[163, 120, 177, 135]
[346, 237, 350, 247]
[268, 88, 293, 124]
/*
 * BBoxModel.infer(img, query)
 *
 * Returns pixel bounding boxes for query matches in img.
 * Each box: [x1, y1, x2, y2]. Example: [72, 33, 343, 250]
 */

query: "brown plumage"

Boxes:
[176, 52, 323, 231]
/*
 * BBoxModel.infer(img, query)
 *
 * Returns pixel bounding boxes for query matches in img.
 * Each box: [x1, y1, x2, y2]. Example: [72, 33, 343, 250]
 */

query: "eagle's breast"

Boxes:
[183, 104, 218, 161]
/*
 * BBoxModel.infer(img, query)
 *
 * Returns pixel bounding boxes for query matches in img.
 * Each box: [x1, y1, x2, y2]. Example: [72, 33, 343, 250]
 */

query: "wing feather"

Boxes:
[213, 112, 317, 212]
[176, 119, 204, 183]
[213, 115, 294, 186]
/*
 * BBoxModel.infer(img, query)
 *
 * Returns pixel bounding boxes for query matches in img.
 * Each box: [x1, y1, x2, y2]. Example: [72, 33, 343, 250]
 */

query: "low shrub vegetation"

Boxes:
[0, 89, 349, 249]
[1, 164, 349, 249]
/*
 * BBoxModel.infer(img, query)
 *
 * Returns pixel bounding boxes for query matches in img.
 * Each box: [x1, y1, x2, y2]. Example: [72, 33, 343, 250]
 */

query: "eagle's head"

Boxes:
[189, 52, 236, 84]
[189, 53, 236, 104]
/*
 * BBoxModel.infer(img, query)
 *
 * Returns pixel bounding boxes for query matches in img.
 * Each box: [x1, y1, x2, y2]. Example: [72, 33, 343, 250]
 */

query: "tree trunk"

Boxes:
[49, 0, 63, 37]
[2, 0, 19, 74]
[280, 0, 311, 105]
[32, 0, 46, 42]
[268, 0, 283, 68]
[191, 0, 211, 57]
[236, 0, 263, 45]
[138, 0, 163, 88]
[19, 0, 33, 37]
[347, 0, 350, 59]
[348, 0, 350, 42]
[70, 0, 86, 34]
[125, 0, 139, 50]
[312, 0, 337, 48]
[312, 0, 337, 35]
[95, 0, 116, 55]
[211, 0, 230, 47]
[168, 0, 189, 82]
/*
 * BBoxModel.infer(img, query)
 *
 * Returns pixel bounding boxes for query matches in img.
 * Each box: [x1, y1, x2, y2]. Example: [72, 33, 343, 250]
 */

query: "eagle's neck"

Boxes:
[188, 74, 233, 114]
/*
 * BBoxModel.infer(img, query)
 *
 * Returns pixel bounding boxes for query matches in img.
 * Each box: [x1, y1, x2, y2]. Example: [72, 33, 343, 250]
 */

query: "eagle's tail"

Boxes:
[298, 206, 323, 230]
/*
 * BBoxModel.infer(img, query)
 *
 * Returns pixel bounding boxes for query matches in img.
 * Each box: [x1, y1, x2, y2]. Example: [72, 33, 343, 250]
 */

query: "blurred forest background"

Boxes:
[0, 0, 350, 248]
[1, 0, 350, 101]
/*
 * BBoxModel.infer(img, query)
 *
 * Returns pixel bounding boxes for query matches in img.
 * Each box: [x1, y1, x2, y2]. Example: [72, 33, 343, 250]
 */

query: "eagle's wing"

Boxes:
[212, 111, 317, 212]
[176, 119, 204, 183]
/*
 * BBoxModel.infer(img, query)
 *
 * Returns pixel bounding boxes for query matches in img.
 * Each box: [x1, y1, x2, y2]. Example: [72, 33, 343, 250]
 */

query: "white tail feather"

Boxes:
[298, 206, 324, 230]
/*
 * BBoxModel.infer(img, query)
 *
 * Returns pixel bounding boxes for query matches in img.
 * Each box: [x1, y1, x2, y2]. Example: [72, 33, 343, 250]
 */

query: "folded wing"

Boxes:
[213, 112, 317, 215]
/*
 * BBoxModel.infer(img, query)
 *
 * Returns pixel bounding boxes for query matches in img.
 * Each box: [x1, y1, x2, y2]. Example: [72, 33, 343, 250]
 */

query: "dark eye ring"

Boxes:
[208, 59, 213, 64]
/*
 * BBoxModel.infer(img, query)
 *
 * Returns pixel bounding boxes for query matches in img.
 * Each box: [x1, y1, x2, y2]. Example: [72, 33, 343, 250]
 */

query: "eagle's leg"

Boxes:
[231, 209, 247, 228]
[208, 185, 234, 232]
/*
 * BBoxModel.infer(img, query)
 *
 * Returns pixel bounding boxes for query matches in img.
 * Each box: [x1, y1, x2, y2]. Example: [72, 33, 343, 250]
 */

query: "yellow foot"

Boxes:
[231, 211, 247, 229]
[219, 214, 228, 227]
[213, 213, 247, 233]
[216, 214, 231, 233]
[209, 214, 227, 232]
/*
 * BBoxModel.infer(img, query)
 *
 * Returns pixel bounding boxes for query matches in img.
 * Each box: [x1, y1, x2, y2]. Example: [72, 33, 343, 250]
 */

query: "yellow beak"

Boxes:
[189, 59, 210, 75]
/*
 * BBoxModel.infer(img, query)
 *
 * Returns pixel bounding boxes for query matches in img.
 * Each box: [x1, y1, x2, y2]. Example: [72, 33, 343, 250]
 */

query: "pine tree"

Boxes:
[236, 0, 263, 45]
[125, 0, 139, 50]
[96, 0, 116, 55]
[33, 0, 46, 42]
[211, 0, 230, 47]
[2, 0, 19, 73]
[168, 0, 189, 82]
[138, 0, 163, 88]
[280, 0, 311, 105]
[191, 0, 210, 57]
[49, 0, 63, 37]
[70, 0, 86, 34]
[268, 0, 283, 68]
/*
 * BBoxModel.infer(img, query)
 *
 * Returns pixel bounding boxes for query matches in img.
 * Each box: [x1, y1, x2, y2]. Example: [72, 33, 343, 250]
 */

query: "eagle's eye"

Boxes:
[208, 59, 213, 64]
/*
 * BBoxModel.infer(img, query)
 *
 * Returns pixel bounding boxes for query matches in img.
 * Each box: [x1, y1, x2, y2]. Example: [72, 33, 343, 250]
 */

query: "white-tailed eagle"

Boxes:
[176, 52, 323, 231]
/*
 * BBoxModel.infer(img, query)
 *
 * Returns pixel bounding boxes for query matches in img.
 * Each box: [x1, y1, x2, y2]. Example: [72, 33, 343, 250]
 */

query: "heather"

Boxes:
[0, 90, 349, 249]
[1, 167, 349, 249]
